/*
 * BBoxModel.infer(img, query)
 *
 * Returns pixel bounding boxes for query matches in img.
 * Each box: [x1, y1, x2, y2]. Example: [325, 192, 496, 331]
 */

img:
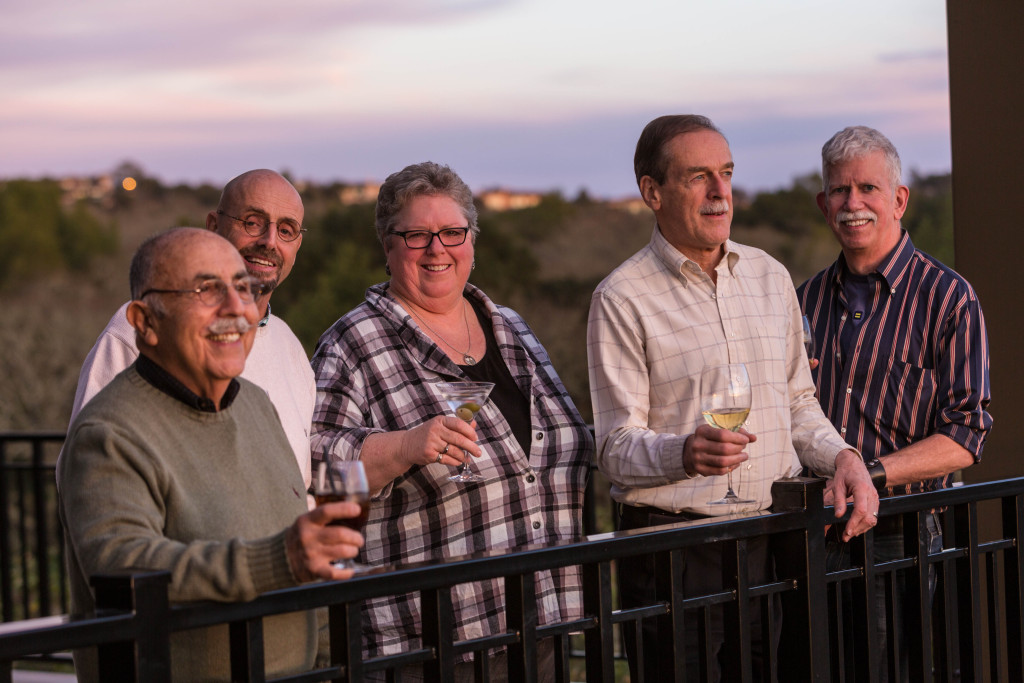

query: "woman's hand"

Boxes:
[399, 415, 482, 468]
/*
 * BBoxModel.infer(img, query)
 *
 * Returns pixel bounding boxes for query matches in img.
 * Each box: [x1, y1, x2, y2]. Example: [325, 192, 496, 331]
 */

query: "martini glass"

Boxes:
[701, 363, 755, 505]
[438, 381, 494, 483]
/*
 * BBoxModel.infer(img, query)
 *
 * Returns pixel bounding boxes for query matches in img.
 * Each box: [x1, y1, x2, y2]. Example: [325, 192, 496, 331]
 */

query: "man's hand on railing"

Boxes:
[827, 449, 879, 541]
[284, 502, 365, 582]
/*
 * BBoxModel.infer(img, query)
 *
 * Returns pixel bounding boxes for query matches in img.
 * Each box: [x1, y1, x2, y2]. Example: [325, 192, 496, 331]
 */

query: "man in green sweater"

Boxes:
[58, 227, 364, 681]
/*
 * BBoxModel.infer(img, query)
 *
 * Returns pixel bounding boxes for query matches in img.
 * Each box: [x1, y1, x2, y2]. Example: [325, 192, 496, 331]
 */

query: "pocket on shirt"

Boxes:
[880, 357, 937, 439]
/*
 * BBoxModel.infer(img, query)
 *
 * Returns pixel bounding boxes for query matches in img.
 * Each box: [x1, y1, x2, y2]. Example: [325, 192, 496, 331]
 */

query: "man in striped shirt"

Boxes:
[798, 125, 992, 680]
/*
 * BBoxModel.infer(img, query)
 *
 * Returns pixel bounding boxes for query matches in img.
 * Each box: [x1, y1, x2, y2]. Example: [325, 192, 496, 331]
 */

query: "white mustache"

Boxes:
[700, 201, 730, 215]
[208, 317, 252, 335]
[837, 210, 877, 223]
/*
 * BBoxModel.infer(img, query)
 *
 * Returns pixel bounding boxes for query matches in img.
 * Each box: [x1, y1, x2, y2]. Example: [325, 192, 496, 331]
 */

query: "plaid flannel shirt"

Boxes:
[311, 282, 592, 660]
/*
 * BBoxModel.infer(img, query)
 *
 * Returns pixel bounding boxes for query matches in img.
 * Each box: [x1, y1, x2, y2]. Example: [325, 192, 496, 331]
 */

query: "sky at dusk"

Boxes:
[1, 0, 952, 198]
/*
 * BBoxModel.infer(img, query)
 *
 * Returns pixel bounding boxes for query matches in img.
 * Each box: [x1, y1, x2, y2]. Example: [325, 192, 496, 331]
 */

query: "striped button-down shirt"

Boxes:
[798, 230, 991, 494]
[311, 282, 592, 660]
[588, 227, 852, 516]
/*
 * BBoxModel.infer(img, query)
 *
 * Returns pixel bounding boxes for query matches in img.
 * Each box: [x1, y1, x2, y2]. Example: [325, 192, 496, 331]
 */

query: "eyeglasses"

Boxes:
[217, 210, 306, 242]
[139, 277, 268, 307]
[390, 227, 470, 249]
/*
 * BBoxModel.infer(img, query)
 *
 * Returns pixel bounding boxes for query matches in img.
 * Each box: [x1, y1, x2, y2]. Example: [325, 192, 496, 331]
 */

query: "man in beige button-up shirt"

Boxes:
[587, 114, 878, 682]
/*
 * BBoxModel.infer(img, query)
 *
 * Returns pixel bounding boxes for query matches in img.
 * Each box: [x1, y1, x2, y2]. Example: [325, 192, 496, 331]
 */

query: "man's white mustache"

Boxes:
[701, 201, 730, 214]
[208, 317, 252, 335]
[837, 210, 877, 223]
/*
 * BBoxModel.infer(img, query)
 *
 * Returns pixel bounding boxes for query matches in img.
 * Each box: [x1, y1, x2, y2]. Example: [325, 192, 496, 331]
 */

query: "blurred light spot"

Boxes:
[122, 177, 137, 191]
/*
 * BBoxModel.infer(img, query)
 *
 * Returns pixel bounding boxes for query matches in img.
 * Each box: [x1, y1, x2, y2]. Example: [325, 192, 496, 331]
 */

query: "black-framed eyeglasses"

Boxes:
[139, 277, 269, 307]
[390, 227, 470, 249]
[217, 210, 306, 242]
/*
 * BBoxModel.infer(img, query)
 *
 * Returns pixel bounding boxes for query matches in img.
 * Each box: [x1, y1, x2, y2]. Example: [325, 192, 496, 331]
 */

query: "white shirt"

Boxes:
[65, 302, 315, 503]
[587, 227, 851, 516]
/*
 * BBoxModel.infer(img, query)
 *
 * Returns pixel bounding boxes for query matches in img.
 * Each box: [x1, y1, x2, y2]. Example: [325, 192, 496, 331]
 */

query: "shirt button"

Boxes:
[746, 464, 752, 470]
[891, 288, 896, 294]
[535, 432, 544, 441]
[846, 387, 852, 394]
[841, 314, 847, 321]
[841, 427, 847, 434]
[711, 293, 717, 300]
[526, 474, 536, 483]
[532, 521, 541, 530]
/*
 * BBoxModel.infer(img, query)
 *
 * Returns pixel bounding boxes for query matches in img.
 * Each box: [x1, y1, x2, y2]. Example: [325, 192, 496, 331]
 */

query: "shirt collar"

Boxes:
[135, 353, 241, 412]
[650, 223, 740, 283]
[833, 229, 915, 291]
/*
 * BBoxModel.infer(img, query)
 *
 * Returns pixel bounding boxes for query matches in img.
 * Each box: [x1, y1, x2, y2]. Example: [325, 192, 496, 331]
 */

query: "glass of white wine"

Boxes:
[802, 315, 816, 360]
[701, 363, 755, 505]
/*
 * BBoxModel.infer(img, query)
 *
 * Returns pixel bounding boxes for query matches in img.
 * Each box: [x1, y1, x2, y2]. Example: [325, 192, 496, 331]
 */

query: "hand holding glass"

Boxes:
[313, 460, 370, 570]
[701, 363, 755, 505]
[438, 381, 494, 483]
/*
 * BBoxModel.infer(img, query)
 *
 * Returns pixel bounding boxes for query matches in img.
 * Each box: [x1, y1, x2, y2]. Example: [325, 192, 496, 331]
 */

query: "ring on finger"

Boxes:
[442, 444, 450, 455]
[435, 452, 444, 464]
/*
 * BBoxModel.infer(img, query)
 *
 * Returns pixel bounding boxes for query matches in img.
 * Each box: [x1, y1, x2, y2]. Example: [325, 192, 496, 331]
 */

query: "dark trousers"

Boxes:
[617, 504, 777, 683]
[826, 511, 942, 682]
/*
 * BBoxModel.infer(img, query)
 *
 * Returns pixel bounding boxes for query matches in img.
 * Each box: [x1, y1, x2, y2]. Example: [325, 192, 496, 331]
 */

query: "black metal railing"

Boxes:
[0, 431, 67, 623]
[3, 431, 1024, 681]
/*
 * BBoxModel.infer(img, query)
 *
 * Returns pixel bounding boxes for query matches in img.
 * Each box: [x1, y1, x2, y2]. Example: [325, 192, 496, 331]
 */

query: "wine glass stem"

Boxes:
[726, 471, 737, 496]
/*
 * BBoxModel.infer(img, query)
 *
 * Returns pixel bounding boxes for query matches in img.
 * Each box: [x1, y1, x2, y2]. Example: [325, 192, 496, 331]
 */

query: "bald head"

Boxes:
[207, 170, 305, 306]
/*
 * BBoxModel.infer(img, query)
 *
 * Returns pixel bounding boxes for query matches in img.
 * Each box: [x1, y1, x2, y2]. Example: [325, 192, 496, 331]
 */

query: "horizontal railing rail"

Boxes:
[2, 474, 1022, 681]
[4, 430, 1024, 681]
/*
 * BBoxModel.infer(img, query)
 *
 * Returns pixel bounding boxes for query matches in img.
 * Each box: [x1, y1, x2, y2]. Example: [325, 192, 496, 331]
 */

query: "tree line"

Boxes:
[0, 171, 954, 430]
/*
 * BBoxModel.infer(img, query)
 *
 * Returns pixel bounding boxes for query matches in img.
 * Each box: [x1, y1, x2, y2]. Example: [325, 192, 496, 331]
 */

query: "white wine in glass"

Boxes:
[313, 460, 371, 571]
[701, 363, 755, 505]
[437, 381, 495, 484]
[802, 315, 816, 360]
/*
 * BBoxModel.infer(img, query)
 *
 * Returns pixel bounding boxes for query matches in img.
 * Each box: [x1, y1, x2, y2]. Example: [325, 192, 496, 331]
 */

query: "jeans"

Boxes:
[826, 511, 943, 681]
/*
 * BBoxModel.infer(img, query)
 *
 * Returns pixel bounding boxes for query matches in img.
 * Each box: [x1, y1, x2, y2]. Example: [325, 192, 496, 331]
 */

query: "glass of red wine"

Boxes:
[313, 460, 370, 571]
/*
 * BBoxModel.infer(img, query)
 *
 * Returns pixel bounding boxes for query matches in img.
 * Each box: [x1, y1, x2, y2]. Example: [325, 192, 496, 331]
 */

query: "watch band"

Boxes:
[865, 458, 887, 489]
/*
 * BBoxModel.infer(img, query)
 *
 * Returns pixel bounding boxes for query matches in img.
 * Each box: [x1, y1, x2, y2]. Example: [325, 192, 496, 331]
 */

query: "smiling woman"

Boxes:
[309, 161, 594, 679]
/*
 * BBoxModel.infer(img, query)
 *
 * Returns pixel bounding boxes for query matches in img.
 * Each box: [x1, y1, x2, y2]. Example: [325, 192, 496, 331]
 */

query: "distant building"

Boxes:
[339, 182, 381, 205]
[478, 189, 543, 212]
[59, 175, 115, 205]
[608, 196, 648, 215]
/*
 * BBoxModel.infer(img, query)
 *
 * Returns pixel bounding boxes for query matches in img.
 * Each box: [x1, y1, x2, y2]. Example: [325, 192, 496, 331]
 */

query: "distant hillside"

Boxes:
[0, 172, 953, 429]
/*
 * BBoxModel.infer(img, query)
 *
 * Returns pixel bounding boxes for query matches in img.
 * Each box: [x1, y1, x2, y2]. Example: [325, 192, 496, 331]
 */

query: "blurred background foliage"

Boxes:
[0, 170, 955, 430]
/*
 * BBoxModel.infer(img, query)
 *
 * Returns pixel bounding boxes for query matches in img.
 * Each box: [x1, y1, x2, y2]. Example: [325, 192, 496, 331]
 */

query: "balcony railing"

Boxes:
[3, 431, 1024, 681]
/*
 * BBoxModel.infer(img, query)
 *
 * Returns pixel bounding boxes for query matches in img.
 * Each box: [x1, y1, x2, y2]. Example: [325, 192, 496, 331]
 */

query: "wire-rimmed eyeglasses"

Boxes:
[390, 227, 470, 249]
[217, 210, 306, 242]
[139, 276, 269, 307]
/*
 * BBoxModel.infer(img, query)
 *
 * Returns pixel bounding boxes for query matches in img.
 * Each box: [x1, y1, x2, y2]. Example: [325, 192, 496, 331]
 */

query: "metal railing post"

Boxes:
[92, 570, 172, 682]
[772, 477, 831, 681]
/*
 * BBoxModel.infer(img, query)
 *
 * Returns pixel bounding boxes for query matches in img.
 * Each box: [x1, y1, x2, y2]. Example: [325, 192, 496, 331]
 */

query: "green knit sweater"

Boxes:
[58, 366, 315, 681]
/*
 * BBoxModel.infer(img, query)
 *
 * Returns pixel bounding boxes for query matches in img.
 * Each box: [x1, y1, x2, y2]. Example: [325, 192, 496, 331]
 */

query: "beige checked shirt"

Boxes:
[587, 227, 851, 516]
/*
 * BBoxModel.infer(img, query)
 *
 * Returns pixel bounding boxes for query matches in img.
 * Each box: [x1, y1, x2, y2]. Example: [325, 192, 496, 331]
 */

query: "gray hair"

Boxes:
[821, 126, 902, 193]
[634, 114, 724, 188]
[374, 162, 479, 247]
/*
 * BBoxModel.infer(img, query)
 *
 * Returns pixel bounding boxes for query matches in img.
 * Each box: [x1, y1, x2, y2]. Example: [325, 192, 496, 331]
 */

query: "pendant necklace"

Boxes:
[401, 297, 477, 365]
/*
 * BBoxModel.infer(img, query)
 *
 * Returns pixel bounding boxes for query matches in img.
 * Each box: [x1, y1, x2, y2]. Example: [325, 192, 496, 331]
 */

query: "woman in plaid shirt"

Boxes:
[310, 162, 593, 681]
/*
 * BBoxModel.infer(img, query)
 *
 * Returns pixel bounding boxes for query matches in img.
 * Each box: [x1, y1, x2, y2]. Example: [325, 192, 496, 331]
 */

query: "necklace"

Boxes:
[400, 297, 477, 365]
